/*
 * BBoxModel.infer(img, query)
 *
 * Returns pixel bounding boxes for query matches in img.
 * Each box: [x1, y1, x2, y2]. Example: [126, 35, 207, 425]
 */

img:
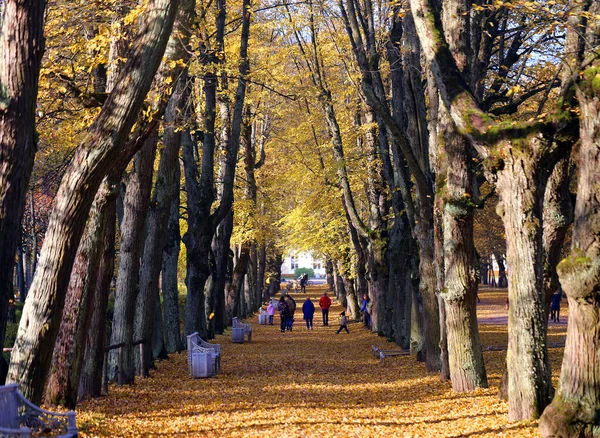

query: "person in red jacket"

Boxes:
[319, 291, 332, 326]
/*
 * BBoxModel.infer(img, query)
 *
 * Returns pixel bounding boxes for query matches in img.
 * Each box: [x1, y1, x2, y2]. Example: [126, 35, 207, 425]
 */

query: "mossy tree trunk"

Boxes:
[540, 11, 600, 430]
[496, 139, 558, 419]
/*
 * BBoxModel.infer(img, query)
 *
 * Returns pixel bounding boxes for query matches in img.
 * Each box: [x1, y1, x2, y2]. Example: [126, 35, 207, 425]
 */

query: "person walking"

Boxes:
[336, 311, 349, 334]
[302, 296, 315, 330]
[267, 301, 275, 325]
[319, 291, 332, 326]
[300, 273, 308, 293]
[285, 294, 297, 331]
[550, 289, 562, 323]
[278, 296, 290, 333]
[360, 294, 371, 329]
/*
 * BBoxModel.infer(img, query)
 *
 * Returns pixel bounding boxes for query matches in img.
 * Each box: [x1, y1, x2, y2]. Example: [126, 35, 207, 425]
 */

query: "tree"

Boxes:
[0, 0, 46, 357]
[539, 1, 600, 434]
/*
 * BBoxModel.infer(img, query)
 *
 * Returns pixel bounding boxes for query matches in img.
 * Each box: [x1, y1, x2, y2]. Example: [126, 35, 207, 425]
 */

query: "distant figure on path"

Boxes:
[360, 294, 371, 329]
[285, 294, 297, 331]
[302, 296, 315, 330]
[267, 301, 275, 325]
[278, 296, 290, 333]
[319, 291, 332, 326]
[300, 273, 308, 293]
[336, 311, 349, 334]
[293, 279, 300, 293]
[286, 281, 293, 293]
[550, 290, 562, 323]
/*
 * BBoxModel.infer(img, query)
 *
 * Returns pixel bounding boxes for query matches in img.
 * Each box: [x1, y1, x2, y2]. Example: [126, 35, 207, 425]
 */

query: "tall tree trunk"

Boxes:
[540, 5, 599, 432]
[341, 272, 359, 320]
[30, 187, 38, 280]
[496, 143, 555, 419]
[152, 292, 168, 361]
[7, 0, 180, 403]
[45, 177, 118, 408]
[230, 244, 250, 319]
[539, 61, 600, 438]
[437, 0, 487, 391]
[24, 244, 32, 298]
[542, 156, 572, 306]
[213, 90, 232, 331]
[214, 211, 234, 328]
[257, 241, 266, 299]
[440, 119, 487, 391]
[162, 164, 182, 353]
[110, 130, 158, 384]
[326, 260, 335, 291]
[0, 0, 46, 355]
[182, 124, 213, 339]
[78, 175, 118, 400]
[134, 67, 191, 375]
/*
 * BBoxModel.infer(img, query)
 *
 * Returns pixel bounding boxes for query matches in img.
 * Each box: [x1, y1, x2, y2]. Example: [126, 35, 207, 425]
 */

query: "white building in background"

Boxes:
[281, 252, 326, 278]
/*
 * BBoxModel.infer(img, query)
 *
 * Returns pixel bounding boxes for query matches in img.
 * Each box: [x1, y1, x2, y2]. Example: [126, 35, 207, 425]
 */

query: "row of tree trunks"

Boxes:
[407, 0, 582, 419]
[7, 0, 180, 403]
[44, 174, 120, 408]
[133, 75, 188, 376]
[110, 131, 158, 383]
[228, 111, 266, 320]
[78, 176, 118, 400]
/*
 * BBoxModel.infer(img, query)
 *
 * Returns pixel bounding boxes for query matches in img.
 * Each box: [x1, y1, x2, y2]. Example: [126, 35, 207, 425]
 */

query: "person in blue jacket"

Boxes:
[302, 296, 315, 330]
[550, 289, 562, 323]
[360, 294, 371, 329]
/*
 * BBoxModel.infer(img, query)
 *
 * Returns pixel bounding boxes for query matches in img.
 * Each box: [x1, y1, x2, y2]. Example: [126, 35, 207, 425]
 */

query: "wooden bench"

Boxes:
[186, 333, 221, 376]
[0, 384, 78, 437]
[232, 317, 252, 342]
[371, 345, 409, 364]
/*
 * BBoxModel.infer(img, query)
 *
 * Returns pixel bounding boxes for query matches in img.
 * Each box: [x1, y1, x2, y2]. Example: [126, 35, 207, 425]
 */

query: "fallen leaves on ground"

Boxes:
[77, 287, 567, 437]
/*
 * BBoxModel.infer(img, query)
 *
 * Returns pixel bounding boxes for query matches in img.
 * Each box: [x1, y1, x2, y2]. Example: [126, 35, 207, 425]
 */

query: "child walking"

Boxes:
[267, 301, 275, 325]
[336, 311, 349, 334]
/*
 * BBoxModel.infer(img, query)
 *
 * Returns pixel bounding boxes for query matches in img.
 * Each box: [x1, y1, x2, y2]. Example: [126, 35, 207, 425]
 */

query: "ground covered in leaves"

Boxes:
[77, 287, 568, 437]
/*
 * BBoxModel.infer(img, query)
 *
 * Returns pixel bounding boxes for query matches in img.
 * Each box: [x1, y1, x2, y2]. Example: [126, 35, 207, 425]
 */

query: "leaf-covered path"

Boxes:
[78, 287, 566, 437]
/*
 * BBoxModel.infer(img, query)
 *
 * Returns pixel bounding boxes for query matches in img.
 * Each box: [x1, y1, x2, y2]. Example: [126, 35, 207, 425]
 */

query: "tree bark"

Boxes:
[78, 175, 118, 400]
[7, 0, 180, 403]
[496, 143, 555, 419]
[44, 176, 118, 408]
[162, 162, 182, 353]
[110, 130, 158, 384]
[0, 0, 46, 354]
[542, 156, 572, 305]
[540, 7, 600, 432]
[539, 78, 600, 438]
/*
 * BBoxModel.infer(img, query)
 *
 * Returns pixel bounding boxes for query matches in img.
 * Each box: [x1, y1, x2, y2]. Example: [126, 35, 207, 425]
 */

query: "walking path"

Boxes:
[77, 287, 565, 437]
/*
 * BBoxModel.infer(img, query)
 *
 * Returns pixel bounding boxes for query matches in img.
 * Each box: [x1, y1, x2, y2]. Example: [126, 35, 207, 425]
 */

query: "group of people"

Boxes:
[284, 273, 309, 294]
[264, 290, 373, 333]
